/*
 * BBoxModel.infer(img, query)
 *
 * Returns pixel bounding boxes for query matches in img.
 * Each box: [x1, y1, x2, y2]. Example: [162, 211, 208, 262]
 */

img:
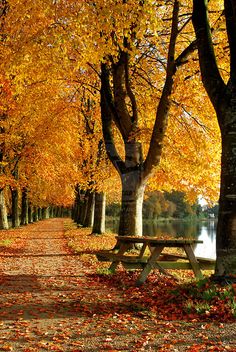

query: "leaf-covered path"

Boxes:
[0, 218, 235, 351]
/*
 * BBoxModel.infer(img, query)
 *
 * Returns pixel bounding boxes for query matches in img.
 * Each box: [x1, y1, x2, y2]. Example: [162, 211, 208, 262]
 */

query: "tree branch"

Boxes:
[192, 0, 226, 110]
[175, 39, 197, 67]
[100, 63, 125, 174]
[124, 50, 138, 125]
[143, 0, 179, 180]
[225, 0, 236, 81]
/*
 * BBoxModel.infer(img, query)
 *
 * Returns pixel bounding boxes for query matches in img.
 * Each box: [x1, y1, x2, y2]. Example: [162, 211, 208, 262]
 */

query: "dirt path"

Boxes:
[0, 218, 235, 352]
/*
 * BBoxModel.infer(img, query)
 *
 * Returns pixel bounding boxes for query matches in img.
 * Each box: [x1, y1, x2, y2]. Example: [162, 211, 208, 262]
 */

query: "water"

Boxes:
[106, 219, 217, 259]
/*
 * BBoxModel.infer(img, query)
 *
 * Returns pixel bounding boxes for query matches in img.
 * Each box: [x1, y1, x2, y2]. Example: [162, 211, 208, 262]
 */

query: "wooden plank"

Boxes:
[96, 251, 215, 265]
[98, 253, 149, 263]
[115, 236, 203, 245]
[158, 253, 184, 261]
[160, 252, 216, 264]
[136, 245, 165, 285]
[183, 244, 203, 279]
[96, 249, 115, 254]
[123, 261, 192, 270]
[122, 262, 147, 270]
[148, 240, 203, 247]
[123, 261, 215, 271]
[196, 257, 215, 264]
[96, 250, 117, 262]
[199, 262, 215, 270]
[97, 253, 215, 270]
[109, 241, 132, 272]
[96, 255, 111, 262]
[138, 242, 148, 258]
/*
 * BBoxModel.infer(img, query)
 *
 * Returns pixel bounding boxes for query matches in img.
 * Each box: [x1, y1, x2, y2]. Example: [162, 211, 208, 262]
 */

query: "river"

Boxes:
[106, 219, 217, 259]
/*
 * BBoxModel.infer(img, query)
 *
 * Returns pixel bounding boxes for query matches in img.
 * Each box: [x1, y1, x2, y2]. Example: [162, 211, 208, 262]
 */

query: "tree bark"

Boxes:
[38, 208, 42, 220]
[42, 207, 49, 219]
[0, 188, 8, 229]
[83, 191, 95, 227]
[73, 186, 81, 224]
[28, 204, 33, 223]
[119, 173, 145, 236]
[21, 188, 28, 225]
[33, 207, 39, 222]
[11, 188, 20, 228]
[216, 124, 236, 275]
[192, 0, 236, 276]
[92, 192, 106, 234]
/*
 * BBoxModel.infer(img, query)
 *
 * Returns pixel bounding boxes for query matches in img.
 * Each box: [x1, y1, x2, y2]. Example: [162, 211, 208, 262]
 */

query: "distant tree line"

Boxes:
[106, 191, 219, 220]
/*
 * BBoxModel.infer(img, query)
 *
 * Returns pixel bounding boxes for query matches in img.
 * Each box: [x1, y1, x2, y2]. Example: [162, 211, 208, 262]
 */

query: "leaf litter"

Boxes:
[0, 218, 235, 351]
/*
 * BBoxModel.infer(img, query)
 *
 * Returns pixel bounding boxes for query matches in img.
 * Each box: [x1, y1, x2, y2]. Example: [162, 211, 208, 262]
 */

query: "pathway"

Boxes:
[0, 218, 155, 351]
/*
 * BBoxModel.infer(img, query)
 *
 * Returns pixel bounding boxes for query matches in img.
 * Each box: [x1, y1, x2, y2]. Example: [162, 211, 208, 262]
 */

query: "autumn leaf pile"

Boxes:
[0, 218, 235, 352]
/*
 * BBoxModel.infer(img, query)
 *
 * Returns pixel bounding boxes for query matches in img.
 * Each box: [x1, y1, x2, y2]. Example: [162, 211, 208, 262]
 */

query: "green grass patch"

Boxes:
[0, 239, 13, 247]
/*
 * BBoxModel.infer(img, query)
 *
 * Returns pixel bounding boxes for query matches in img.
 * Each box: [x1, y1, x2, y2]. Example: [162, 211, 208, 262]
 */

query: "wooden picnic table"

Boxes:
[96, 236, 215, 285]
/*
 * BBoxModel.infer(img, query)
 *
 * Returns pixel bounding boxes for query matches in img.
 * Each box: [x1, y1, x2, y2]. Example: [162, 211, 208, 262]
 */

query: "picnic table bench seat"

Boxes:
[96, 250, 215, 269]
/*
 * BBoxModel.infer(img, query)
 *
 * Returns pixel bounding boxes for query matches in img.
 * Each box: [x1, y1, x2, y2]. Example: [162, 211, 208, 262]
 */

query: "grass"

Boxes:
[0, 239, 13, 247]
[178, 277, 236, 318]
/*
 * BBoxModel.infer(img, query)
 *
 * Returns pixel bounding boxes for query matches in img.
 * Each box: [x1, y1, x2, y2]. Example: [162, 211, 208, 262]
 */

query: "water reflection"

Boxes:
[106, 219, 217, 259]
[143, 220, 217, 259]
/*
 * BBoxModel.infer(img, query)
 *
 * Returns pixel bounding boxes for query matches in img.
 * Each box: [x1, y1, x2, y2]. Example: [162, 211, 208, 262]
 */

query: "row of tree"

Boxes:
[107, 191, 219, 220]
[0, 1, 236, 278]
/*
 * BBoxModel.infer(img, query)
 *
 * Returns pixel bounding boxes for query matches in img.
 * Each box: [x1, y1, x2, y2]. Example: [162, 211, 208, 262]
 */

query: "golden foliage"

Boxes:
[0, 0, 225, 206]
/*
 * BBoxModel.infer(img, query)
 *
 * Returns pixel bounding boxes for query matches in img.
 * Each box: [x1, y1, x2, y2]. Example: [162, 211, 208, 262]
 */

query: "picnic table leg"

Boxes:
[138, 242, 148, 258]
[183, 244, 203, 279]
[109, 242, 130, 272]
[136, 245, 165, 286]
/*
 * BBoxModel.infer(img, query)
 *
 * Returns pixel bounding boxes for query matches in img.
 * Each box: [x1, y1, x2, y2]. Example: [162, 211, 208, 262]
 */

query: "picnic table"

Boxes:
[96, 236, 216, 285]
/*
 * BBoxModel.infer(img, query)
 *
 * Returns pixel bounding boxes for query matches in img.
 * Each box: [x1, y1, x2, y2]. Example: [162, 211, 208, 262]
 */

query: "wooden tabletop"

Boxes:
[115, 236, 203, 245]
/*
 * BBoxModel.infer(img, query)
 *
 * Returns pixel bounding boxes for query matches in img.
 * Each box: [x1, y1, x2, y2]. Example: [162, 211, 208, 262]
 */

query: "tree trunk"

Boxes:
[119, 172, 145, 236]
[83, 191, 95, 227]
[42, 207, 49, 219]
[33, 207, 39, 222]
[0, 188, 8, 229]
[49, 207, 54, 218]
[215, 114, 236, 275]
[38, 208, 42, 220]
[78, 191, 88, 225]
[21, 188, 28, 225]
[92, 192, 106, 234]
[192, 0, 236, 278]
[11, 188, 20, 228]
[75, 193, 81, 224]
[28, 204, 33, 223]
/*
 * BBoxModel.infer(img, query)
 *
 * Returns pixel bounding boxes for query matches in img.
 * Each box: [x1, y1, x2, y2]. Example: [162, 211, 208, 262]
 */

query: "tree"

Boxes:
[165, 191, 198, 218]
[192, 0, 236, 276]
[99, 1, 186, 236]
[98, 0, 221, 236]
[46, 0, 221, 236]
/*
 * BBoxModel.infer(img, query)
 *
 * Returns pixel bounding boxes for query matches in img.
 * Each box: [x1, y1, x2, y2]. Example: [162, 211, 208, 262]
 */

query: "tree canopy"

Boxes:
[0, 0, 222, 219]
